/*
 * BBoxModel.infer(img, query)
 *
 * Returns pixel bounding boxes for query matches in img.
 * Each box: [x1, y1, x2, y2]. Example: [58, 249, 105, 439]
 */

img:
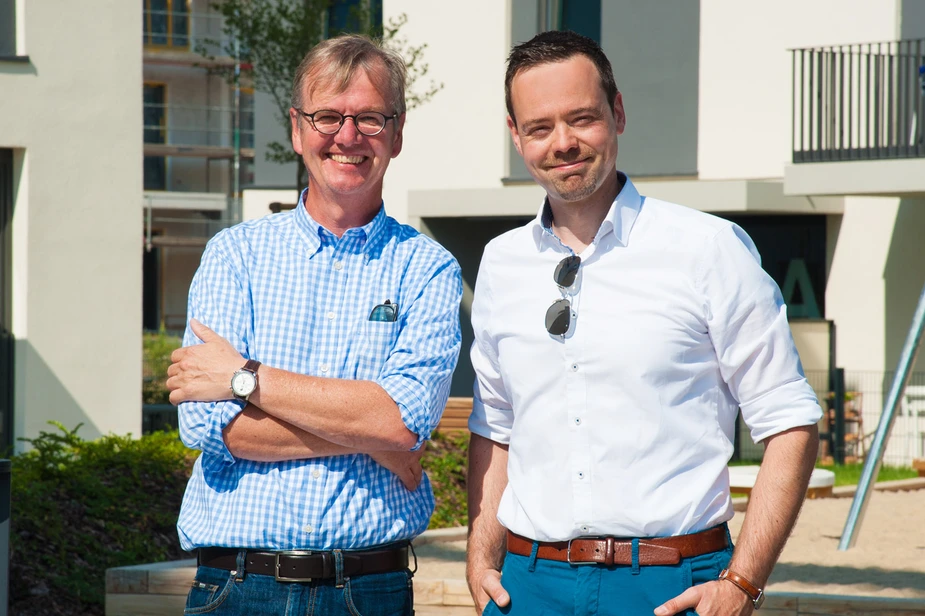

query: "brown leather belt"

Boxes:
[198, 544, 409, 582]
[507, 525, 728, 567]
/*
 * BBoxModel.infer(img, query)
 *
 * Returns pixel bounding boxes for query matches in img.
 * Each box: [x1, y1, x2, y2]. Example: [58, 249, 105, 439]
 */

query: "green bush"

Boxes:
[10, 423, 196, 616]
[143, 329, 182, 405]
[424, 430, 468, 529]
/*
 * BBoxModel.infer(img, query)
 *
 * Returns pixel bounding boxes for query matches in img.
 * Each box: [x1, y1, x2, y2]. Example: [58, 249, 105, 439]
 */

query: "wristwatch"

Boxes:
[230, 359, 261, 401]
[719, 568, 764, 609]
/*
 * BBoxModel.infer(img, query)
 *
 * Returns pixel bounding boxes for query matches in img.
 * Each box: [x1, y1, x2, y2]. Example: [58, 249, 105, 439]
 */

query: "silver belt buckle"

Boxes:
[566, 538, 598, 565]
[275, 550, 314, 583]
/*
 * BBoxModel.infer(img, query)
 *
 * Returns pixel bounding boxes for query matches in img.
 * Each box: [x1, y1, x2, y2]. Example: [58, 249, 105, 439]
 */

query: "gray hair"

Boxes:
[291, 34, 407, 116]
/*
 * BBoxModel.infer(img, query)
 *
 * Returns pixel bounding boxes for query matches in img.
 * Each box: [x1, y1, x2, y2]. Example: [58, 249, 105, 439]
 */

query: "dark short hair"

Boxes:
[505, 30, 618, 125]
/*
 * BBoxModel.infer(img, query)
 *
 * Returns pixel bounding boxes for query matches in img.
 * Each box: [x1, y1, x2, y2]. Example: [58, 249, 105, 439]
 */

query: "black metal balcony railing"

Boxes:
[792, 38, 925, 163]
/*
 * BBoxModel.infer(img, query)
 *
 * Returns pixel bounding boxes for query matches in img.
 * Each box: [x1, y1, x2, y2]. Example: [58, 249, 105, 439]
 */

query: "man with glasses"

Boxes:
[466, 31, 821, 616]
[165, 35, 461, 615]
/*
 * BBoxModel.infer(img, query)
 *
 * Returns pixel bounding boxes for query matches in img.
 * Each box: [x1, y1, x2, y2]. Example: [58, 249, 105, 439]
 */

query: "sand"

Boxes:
[414, 487, 925, 600]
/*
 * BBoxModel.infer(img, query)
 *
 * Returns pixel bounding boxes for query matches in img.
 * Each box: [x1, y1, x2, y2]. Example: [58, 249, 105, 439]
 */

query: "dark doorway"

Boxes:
[0, 149, 14, 451]
[143, 245, 161, 331]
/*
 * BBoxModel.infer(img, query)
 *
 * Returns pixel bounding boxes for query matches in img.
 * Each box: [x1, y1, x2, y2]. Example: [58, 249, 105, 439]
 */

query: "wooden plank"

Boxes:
[147, 562, 196, 595]
[105, 593, 187, 616]
[436, 397, 472, 432]
[913, 458, 925, 477]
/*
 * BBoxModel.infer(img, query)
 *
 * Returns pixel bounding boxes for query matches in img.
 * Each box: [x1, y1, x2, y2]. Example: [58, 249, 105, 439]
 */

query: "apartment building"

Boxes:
[0, 1, 142, 448]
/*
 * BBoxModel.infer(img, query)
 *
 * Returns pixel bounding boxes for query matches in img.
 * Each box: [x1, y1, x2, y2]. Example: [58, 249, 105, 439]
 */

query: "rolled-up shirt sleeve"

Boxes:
[177, 236, 251, 471]
[468, 250, 515, 444]
[699, 224, 823, 443]
[376, 256, 463, 450]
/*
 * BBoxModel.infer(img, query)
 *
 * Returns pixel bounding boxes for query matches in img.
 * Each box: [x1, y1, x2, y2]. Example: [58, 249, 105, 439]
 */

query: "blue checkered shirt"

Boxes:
[176, 201, 462, 551]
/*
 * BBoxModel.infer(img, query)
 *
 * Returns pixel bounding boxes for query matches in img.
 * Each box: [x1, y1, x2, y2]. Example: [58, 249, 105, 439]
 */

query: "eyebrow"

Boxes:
[520, 106, 604, 131]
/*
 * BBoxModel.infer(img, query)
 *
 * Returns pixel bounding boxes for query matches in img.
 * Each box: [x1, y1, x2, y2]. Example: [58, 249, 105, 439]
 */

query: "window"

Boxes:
[143, 0, 189, 49]
[144, 83, 167, 191]
[0, 149, 13, 450]
[0, 0, 16, 56]
[327, 0, 382, 37]
[539, 0, 601, 42]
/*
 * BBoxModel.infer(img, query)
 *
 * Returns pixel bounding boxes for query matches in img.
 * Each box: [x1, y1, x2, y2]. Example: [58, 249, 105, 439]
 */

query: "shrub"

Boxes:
[143, 328, 182, 405]
[10, 423, 195, 616]
[424, 430, 468, 529]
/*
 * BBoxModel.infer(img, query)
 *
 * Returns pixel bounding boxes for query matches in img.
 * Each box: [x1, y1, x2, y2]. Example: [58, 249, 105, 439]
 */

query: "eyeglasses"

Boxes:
[545, 255, 581, 336]
[296, 109, 397, 136]
[369, 299, 399, 322]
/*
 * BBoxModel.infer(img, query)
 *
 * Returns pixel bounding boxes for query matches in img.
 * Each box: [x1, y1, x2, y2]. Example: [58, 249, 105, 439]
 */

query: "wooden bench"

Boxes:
[436, 397, 472, 432]
[913, 458, 925, 477]
[728, 466, 835, 501]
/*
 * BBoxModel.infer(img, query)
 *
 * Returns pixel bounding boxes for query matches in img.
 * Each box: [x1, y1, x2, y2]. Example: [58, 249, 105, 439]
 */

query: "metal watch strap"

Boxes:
[719, 568, 765, 609]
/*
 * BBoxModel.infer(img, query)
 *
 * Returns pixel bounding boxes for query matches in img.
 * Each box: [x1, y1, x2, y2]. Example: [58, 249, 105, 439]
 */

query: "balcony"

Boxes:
[144, 101, 255, 160]
[143, 9, 235, 67]
[785, 38, 925, 196]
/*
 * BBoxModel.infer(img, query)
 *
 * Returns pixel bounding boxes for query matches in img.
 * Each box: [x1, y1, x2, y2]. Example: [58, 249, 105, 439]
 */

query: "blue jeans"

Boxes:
[184, 565, 414, 615]
[483, 528, 734, 616]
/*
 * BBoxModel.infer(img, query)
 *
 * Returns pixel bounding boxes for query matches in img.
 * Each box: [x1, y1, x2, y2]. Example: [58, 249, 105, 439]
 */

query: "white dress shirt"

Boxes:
[468, 174, 822, 541]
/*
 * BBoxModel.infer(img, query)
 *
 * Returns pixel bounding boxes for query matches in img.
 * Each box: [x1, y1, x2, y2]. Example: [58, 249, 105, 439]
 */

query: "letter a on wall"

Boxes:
[781, 258, 821, 319]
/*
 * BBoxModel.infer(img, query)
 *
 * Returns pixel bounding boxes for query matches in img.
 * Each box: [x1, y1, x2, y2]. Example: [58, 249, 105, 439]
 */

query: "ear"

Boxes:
[390, 113, 406, 158]
[507, 115, 524, 157]
[612, 92, 626, 136]
[290, 108, 304, 155]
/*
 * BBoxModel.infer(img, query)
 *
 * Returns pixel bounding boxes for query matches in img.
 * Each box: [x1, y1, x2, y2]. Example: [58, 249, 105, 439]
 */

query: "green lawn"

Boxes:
[729, 459, 918, 488]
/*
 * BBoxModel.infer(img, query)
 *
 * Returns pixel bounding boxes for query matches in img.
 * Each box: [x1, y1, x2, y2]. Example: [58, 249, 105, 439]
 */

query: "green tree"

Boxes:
[200, 0, 442, 192]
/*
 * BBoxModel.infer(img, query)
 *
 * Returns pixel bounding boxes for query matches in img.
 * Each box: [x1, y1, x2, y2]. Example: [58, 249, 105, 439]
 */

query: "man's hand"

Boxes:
[654, 579, 752, 616]
[166, 319, 245, 404]
[468, 567, 509, 615]
[370, 446, 425, 491]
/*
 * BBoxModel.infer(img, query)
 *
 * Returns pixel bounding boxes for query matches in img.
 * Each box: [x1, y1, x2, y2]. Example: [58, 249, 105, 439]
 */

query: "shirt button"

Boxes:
[570, 363, 579, 372]
[312, 470, 321, 479]
[333, 260, 343, 271]
[303, 524, 313, 533]
[320, 364, 329, 373]
[574, 417, 581, 426]
[327, 311, 336, 320]
[581, 525, 590, 533]
[578, 471, 585, 479]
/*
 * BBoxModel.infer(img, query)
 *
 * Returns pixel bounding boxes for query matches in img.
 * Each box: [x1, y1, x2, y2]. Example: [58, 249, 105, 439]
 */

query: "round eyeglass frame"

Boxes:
[296, 109, 397, 136]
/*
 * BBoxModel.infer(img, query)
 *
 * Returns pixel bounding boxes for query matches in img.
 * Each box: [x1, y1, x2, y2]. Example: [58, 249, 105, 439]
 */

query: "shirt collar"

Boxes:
[532, 171, 643, 251]
[293, 188, 387, 259]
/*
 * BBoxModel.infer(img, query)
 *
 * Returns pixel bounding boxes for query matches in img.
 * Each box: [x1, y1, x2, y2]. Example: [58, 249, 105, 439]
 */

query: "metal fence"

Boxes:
[738, 370, 925, 466]
[791, 38, 925, 162]
[144, 102, 255, 150]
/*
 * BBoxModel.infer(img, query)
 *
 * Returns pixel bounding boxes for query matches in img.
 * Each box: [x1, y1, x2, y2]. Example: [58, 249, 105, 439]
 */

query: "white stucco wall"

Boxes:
[380, 0, 510, 224]
[698, 0, 900, 181]
[0, 1, 142, 445]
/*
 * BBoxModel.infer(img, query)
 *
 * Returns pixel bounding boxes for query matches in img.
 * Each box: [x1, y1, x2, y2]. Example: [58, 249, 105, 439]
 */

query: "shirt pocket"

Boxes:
[355, 320, 402, 380]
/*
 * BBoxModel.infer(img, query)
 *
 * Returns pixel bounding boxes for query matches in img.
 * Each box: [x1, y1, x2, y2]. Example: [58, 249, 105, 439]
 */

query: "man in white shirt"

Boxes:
[465, 30, 822, 616]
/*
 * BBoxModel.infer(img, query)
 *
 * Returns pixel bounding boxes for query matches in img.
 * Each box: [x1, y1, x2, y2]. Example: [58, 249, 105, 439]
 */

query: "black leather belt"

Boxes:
[198, 544, 410, 583]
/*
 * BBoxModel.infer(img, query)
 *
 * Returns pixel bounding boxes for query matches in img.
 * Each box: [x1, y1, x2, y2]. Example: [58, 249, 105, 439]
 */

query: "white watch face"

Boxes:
[231, 371, 257, 397]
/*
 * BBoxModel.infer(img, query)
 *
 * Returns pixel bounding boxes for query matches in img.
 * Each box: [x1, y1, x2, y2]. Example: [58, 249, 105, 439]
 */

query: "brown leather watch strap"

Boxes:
[243, 359, 261, 374]
[720, 568, 765, 609]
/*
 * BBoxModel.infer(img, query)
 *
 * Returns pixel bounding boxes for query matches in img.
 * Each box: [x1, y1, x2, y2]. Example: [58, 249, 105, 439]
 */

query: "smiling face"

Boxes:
[507, 54, 625, 207]
[290, 63, 404, 227]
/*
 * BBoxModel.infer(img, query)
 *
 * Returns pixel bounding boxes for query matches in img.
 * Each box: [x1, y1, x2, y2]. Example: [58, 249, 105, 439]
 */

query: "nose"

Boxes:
[551, 123, 579, 155]
[334, 116, 362, 143]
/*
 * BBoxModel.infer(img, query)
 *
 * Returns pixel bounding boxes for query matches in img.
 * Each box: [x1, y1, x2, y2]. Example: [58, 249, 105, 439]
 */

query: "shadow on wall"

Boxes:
[14, 337, 107, 452]
[419, 216, 533, 398]
[883, 199, 925, 374]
